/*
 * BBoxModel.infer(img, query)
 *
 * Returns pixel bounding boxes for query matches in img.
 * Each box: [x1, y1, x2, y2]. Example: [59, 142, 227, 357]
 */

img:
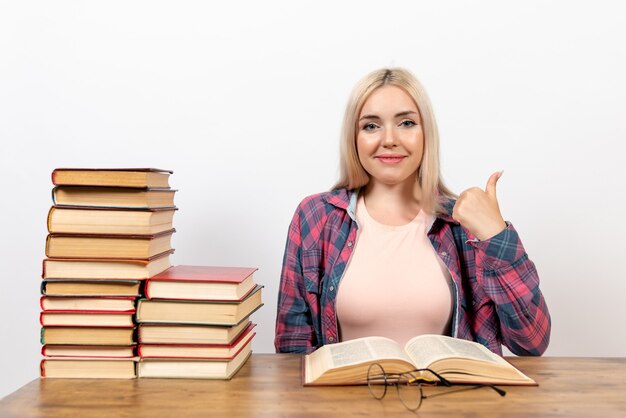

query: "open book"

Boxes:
[303, 335, 536, 386]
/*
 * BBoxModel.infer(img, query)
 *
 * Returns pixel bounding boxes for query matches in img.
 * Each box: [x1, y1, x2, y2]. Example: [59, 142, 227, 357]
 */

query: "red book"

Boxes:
[145, 265, 258, 301]
[138, 323, 256, 359]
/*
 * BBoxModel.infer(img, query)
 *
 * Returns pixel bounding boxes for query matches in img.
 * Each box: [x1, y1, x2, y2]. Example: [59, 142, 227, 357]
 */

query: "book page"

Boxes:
[404, 335, 507, 369]
[326, 337, 412, 368]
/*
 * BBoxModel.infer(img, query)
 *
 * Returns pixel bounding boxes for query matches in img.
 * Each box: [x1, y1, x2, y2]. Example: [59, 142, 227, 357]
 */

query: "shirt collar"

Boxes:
[323, 188, 357, 222]
[322, 188, 352, 210]
[437, 197, 457, 223]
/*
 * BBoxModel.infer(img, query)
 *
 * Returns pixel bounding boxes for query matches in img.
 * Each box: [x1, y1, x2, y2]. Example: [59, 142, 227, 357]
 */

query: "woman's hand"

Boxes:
[452, 171, 507, 241]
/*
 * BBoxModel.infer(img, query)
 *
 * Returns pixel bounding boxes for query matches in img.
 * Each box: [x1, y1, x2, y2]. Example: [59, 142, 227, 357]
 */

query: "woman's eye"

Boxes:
[400, 120, 417, 127]
[363, 123, 378, 131]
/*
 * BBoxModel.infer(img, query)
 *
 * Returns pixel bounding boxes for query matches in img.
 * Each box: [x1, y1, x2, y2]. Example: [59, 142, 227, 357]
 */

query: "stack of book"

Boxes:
[136, 265, 263, 379]
[40, 168, 177, 378]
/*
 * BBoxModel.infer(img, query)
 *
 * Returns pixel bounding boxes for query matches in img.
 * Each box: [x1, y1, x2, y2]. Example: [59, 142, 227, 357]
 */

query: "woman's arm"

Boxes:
[274, 206, 318, 353]
[470, 223, 551, 355]
[451, 171, 550, 354]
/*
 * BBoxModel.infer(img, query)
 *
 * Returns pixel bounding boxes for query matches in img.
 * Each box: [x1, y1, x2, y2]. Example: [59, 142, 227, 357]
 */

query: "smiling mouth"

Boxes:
[376, 155, 406, 164]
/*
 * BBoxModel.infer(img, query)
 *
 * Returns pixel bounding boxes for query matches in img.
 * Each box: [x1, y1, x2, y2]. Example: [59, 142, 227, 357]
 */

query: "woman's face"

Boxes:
[356, 85, 424, 188]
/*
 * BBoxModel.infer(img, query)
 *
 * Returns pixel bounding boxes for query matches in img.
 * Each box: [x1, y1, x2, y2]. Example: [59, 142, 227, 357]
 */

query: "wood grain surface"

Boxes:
[1, 354, 625, 417]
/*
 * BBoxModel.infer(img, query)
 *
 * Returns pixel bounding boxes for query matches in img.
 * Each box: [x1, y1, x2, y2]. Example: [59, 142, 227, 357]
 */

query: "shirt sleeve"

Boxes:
[469, 222, 551, 355]
[274, 205, 317, 353]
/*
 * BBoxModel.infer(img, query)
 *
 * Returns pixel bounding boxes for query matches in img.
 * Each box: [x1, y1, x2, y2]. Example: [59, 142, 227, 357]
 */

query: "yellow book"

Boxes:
[52, 186, 176, 208]
[47, 206, 176, 235]
[52, 168, 172, 188]
[45, 229, 175, 259]
[42, 280, 141, 297]
[138, 320, 252, 345]
[138, 342, 252, 380]
[136, 285, 263, 325]
[42, 250, 173, 280]
[41, 357, 137, 379]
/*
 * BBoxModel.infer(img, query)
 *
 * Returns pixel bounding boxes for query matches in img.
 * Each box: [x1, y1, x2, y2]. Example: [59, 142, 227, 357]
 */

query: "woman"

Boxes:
[274, 68, 550, 356]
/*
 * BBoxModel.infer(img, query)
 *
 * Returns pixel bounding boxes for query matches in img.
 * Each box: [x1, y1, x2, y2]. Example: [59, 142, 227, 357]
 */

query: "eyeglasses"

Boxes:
[367, 363, 506, 412]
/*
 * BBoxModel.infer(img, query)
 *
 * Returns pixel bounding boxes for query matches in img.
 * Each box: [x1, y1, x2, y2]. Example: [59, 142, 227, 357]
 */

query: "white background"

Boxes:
[1, 0, 625, 398]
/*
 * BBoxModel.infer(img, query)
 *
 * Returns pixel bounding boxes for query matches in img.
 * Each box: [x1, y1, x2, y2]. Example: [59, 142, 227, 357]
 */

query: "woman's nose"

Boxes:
[382, 127, 398, 147]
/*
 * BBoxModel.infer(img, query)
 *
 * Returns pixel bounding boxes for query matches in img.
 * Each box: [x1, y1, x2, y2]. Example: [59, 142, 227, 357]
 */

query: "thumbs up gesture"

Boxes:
[452, 171, 507, 241]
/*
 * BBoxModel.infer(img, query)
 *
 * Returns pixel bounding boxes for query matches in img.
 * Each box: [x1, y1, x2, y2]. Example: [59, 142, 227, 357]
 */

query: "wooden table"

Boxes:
[1, 354, 625, 417]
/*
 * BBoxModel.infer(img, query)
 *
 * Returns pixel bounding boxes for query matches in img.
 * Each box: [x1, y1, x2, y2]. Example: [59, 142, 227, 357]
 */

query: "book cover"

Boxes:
[46, 229, 176, 240]
[40, 296, 136, 311]
[145, 265, 258, 301]
[52, 168, 173, 188]
[138, 323, 256, 359]
[40, 310, 135, 327]
[41, 357, 138, 379]
[41, 326, 136, 345]
[41, 279, 142, 297]
[47, 205, 177, 235]
[41, 344, 137, 358]
[136, 285, 263, 325]
[51, 186, 177, 209]
[138, 319, 253, 345]
[42, 249, 173, 280]
[149, 265, 258, 283]
[137, 344, 252, 380]
[45, 229, 175, 259]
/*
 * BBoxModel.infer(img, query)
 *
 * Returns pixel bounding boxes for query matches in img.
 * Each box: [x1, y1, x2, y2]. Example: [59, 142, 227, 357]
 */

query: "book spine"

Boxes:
[232, 332, 255, 358]
[46, 206, 55, 233]
[44, 235, 51, 258]
[40, 296, 46, 310]
[144, 280, 151, 299]
[40, 327, 45, 345]
[40, 359, 46, 378]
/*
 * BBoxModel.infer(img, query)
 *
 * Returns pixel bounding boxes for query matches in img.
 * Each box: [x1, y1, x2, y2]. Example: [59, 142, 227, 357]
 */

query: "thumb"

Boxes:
[485, 170, 503, 198]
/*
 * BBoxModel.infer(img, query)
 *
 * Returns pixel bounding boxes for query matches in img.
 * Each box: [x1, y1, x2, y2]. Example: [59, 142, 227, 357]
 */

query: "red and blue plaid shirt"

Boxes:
[275, 188, 551, 356]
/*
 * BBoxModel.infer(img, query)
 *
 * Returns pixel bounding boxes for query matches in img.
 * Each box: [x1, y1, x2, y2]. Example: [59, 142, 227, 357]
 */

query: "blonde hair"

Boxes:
[333, 67, 456, 215]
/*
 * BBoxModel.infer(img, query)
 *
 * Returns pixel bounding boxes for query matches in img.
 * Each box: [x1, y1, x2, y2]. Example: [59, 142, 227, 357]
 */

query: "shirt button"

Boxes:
[328, 336, 335, 342]
[329, 285, 335, 292]
[441, 251, 447, 257]
[347, 241, 353, 247]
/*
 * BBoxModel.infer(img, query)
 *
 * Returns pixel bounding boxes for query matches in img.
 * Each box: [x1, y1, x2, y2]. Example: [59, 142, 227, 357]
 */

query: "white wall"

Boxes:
[1, 0, 625, 398]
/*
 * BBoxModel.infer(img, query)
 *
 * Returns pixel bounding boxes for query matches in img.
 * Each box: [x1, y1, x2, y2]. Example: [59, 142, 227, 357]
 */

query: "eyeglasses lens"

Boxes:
[367, 363, 387, 399]
[397, 378, 424, 411]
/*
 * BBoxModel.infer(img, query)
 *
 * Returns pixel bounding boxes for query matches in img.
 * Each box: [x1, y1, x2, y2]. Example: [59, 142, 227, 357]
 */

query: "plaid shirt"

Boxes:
[275, 188, 551, 356]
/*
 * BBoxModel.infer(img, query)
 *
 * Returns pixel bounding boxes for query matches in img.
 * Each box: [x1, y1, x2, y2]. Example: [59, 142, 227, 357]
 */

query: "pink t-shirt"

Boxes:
[336, 195, 453, 347]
